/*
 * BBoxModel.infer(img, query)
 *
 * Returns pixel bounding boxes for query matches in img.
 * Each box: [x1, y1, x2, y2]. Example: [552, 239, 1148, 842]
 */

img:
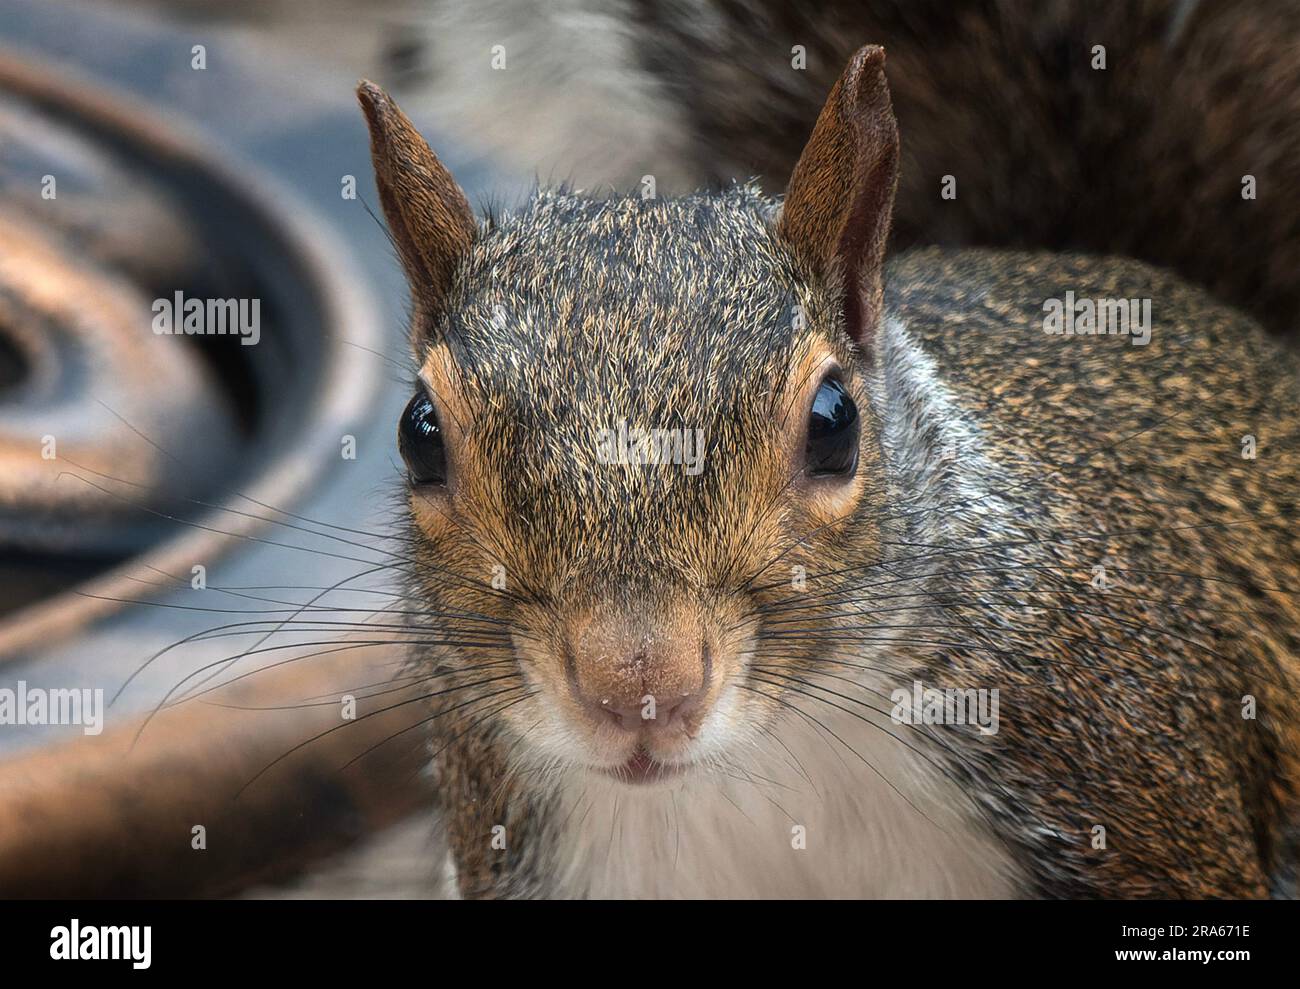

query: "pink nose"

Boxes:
[563, 610, 714, 735]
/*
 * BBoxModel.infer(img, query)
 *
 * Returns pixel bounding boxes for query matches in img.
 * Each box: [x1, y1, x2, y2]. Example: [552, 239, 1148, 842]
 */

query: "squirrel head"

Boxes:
[359, 47, 900, 783]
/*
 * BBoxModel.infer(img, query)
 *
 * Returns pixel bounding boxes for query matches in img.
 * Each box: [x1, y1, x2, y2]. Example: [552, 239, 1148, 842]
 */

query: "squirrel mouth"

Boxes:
[602, 747, 683, 785]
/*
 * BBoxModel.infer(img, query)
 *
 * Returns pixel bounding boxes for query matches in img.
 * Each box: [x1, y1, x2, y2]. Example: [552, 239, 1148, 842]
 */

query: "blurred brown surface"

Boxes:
[0, 642, 433, 897]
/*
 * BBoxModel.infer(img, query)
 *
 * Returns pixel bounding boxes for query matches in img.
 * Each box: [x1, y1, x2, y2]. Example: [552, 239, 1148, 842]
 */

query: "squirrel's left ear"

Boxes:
[357, 81, 476, 338]
[778, 45, 899, 349]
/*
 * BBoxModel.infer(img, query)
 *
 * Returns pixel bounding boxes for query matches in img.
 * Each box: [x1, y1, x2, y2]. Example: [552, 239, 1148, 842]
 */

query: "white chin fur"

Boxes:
[526, 678, 1022, 898]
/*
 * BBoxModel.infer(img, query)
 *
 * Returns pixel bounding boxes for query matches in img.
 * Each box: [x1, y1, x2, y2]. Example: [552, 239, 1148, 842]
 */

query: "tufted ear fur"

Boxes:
[778, 46, 899, 348]
[357, 80, 476, 339]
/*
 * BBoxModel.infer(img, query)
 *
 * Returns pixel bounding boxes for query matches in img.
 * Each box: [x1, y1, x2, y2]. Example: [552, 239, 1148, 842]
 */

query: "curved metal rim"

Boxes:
[0, 48, 387, 659]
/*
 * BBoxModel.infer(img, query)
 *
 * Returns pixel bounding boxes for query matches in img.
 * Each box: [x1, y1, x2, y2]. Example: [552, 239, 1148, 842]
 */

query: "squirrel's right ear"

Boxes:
[778, 46, 899, 349]
[357, 81, 476, 322]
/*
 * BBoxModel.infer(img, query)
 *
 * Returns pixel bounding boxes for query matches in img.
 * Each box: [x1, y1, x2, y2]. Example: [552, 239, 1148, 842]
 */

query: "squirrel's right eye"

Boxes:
[398, 392, 447, 485]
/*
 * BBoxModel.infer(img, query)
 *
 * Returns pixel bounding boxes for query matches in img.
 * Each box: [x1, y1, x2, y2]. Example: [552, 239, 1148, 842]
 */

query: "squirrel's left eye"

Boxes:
[398, 392, 447, 485]
[805, 377, 859, 477]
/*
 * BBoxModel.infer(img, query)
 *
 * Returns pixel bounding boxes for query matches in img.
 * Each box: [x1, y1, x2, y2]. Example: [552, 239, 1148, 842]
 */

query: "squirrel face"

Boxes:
[402, 190, 885, 780]
[359, 46, 900, 783]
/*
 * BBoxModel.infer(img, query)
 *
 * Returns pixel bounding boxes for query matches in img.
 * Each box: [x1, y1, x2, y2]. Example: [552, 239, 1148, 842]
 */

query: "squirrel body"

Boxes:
[632, 0, 1300, 339]
[416, 227, 1300, 898]
[357, 12, 1300, 899]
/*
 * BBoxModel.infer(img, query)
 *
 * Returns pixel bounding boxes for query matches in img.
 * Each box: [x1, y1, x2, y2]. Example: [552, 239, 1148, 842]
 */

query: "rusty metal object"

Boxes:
[0, 46, 434, 896]
[0, 643, 433, 897]
[0, 211, 239, 555]
[0, 49, 384, 653]
[0, 93, 203, 286]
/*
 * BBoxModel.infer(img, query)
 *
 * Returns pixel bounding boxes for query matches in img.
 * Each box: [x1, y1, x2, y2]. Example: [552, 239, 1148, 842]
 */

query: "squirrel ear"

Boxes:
[777, 46, 899, 348]
[357, 81, 476, 317]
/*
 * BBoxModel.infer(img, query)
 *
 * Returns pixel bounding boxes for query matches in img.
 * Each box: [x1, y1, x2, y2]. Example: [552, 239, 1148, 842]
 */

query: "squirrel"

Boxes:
[356, 12, 1300, 898]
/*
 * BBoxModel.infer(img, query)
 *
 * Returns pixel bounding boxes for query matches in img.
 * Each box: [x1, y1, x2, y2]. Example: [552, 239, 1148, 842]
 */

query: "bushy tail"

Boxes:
[631, 0, 1300, 337]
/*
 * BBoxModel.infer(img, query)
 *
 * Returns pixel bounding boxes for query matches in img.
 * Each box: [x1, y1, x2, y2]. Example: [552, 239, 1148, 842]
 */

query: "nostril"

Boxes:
[590, 692, 698, 732]
[592, 700, 636, 729]
[653, 694, 691, 727]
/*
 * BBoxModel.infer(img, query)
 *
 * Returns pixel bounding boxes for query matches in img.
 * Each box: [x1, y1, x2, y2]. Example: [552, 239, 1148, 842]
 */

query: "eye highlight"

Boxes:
[398, 392, 447, 485]
[805, 377, 859, 477]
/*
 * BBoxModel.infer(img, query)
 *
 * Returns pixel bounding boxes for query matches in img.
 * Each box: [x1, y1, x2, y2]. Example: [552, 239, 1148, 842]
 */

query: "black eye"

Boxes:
[398, 392, 447, 485]
[805, 377, 859, 476]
